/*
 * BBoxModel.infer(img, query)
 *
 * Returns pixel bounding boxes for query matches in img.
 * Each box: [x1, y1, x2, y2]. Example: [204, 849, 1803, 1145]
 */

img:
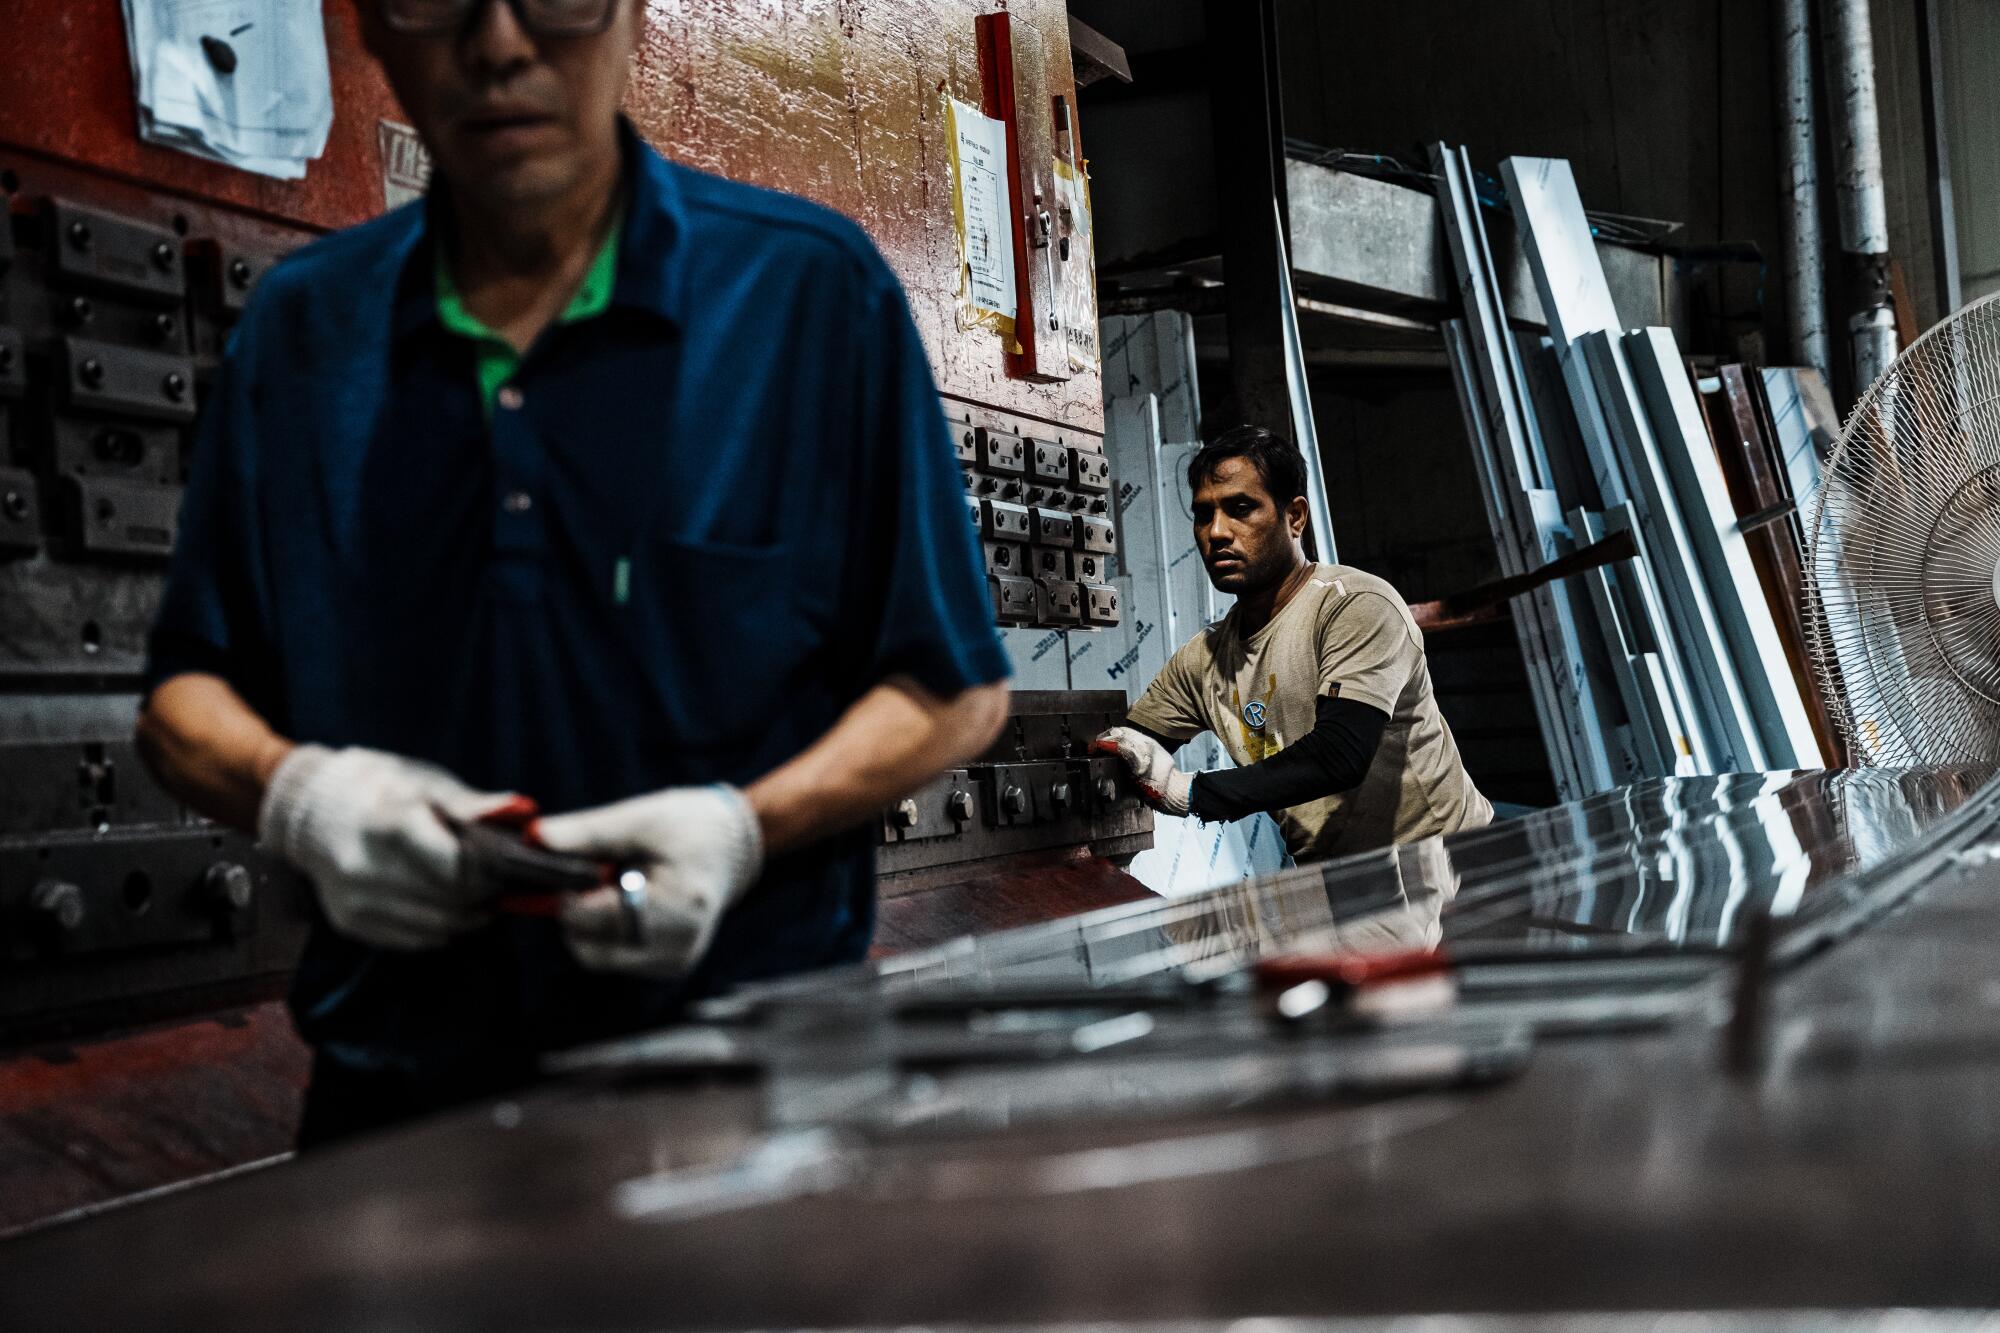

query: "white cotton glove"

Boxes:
[258, 744, 529, 951]
[1091, 727, 1194, 816]
[532, 784, 764, 982]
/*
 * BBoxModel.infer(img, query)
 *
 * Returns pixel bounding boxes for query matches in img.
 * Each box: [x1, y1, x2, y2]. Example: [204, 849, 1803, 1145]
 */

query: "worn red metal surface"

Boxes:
[0, 1, 401, 230]
[0, 1002, 309, 1235]
[873, 850, 1153, 955]
[625, 0, 1099, 432]
[0, 0, 1100, 434]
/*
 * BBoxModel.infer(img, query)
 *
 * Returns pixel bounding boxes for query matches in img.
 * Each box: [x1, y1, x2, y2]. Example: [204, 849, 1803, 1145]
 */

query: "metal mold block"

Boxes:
[1, 833, 263, 963]
[981, 762, 1041, 827]
[54, 474, 179, 558]
[1028, 437, 1070, 483]
[1028, 545, 1071, 581]
[980, 498, 1031, 542]
[1028, 761, 1087, 821]
[1035, 576, 1081, 624]
[35, 283, 192, 355]
[974, 425, 1026, 477]
[49, 414, 180, 487]
[43, 200, 186, 306]
[1030, 506, 1075, 547]
[1083, 581, 1120, 626]
[1085, 754, 1136, 811]
[879, 769, 971, 843]
[1069, 446, 1110, 492]
[59, 337, 197, 424]
[1076, 515, 1117, 554]
[981, 539, 1026, 578]
[990, 574, 1036, 623]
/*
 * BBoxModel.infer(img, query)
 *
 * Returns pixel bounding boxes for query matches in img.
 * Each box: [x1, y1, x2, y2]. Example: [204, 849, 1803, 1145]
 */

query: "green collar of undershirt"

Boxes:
[433, 212, 624, 419]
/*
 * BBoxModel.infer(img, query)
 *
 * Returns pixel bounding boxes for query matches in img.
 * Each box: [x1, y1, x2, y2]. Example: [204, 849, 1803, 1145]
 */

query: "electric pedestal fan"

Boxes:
[1806, 293, 2000, 765]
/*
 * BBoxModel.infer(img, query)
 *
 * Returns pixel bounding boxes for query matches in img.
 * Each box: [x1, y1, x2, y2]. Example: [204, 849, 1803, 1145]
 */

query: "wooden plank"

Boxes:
[1706, 365, 1844, 765]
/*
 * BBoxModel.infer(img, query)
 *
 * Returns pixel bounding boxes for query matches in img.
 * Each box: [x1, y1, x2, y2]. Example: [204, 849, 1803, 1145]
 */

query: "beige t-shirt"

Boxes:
[1128, 564, 1493, 861]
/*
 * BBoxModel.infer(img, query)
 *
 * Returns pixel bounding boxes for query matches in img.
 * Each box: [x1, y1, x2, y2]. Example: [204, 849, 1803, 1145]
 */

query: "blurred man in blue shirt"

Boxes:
[136, 0, 1010, 1145]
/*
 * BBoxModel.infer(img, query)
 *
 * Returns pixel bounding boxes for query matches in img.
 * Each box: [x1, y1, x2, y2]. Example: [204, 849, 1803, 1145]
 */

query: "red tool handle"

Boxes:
[1253, 947, 1452, 990]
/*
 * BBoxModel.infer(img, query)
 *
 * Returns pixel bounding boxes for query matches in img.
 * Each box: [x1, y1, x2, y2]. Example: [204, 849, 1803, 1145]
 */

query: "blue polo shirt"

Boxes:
[147, 122, 1009, 1081]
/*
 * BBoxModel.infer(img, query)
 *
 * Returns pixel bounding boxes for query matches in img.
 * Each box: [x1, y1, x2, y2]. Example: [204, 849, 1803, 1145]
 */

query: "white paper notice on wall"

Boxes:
[378, 120, 434, 209]
[122, 0, 333, 180]
[1054, 159, 1099, 372]
[945, 96, 1018, 339]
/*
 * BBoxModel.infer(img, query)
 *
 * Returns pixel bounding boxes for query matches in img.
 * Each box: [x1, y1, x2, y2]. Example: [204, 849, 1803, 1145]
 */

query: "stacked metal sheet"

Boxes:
[10, 766, 2000, 1327]
[1437, 150, 1832, 796]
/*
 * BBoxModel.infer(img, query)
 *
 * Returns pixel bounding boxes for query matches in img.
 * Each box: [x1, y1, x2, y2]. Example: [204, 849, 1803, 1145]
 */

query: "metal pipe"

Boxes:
[1271, 198, 1337, 565]
[1915, 0, 1963, 316]
[1776, 0, 1830, 377]
[1821, 0, 1898, 394]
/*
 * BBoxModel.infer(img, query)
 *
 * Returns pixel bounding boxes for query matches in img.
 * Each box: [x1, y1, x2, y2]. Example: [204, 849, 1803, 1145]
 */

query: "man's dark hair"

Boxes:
[1187, 424, 1308, 506]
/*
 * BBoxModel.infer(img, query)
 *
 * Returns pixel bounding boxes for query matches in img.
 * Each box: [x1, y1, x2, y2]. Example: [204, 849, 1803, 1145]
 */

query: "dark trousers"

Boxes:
[296, 1050, 533, 1151]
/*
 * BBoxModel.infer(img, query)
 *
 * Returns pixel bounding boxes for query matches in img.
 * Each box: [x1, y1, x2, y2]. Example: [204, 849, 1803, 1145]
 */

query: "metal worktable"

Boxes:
[8, 769, 2000, 1328]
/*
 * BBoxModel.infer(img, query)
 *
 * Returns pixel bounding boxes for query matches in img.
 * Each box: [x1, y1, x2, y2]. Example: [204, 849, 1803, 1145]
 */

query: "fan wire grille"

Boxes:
[1806, 291, 2000, 765]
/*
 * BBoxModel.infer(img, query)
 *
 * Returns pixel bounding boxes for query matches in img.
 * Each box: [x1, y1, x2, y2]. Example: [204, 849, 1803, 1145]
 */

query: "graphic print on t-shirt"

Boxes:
[1230, 672, 1281, 762]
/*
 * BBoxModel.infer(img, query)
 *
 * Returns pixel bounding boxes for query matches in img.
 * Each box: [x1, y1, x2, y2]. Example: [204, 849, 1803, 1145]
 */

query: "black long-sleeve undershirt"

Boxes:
[1160, 695, 1390, 823]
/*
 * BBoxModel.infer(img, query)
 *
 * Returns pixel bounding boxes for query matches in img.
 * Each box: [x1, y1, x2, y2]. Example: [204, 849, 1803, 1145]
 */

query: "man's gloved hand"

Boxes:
[258, 744, 530, 951]
[1091, 727, 1194, 816]
[532, 785, 764, 982]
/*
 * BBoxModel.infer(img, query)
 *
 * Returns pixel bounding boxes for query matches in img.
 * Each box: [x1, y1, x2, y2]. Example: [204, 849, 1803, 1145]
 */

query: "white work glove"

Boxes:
[1091, 727, 1194, 816]
[258, 744, 529, 951]
[533, 784, 764, 982]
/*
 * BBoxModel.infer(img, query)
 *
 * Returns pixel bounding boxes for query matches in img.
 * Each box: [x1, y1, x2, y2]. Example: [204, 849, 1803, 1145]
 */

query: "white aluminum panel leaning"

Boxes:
[1522, 489, 1637, 786]
[1432, 143, 1589, 793]
[1576, 330, 1767, 771]
[1624, 328, 1821, 768]
[1499, 156, 1640, 512]
[1442, 322, 1604, 799]
[1545, 333, 1724, 775]
[1497, 158, 1624, 341]
[1504, 154, 1772, 774]
[1431, 141, 1635, 797]
[1079, 393, 1177, 696]
[1569, 504, 1697, 776]
[1429, 145, 1549, 550]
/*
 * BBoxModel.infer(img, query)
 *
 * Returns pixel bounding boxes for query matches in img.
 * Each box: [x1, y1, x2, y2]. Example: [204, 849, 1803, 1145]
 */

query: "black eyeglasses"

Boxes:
[379, 0, 617, 37]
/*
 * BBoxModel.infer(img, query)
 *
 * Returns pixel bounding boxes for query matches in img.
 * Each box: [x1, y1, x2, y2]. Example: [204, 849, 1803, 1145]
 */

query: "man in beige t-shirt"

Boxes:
[1094, 426, 1492, 863]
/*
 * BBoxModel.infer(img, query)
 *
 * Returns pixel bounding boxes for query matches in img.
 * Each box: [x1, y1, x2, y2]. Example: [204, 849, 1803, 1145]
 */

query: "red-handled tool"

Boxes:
[439, 802, 614, 918]
[1252, 947, 1458, 1023]
[1252, 947, 1452, 991]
